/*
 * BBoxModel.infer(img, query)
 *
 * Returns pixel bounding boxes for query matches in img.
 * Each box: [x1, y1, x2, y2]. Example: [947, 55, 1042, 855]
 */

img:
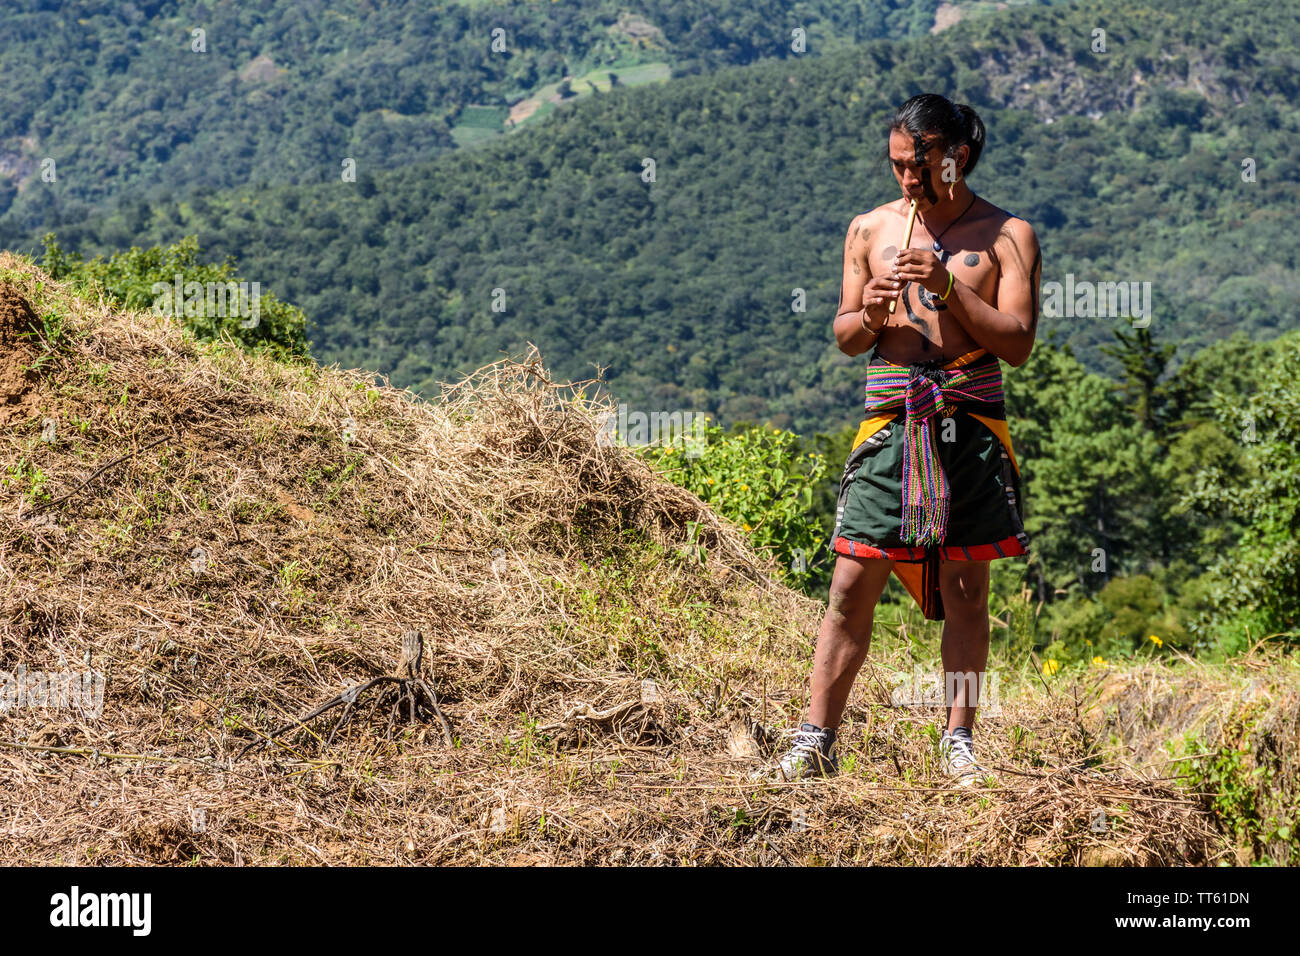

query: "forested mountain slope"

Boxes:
[16, 0, 1300, 434]
[0, 0, 957, 238]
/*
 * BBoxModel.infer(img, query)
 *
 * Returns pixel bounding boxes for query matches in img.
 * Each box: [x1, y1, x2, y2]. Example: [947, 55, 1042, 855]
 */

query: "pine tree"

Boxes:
[1100, 327, 1174, 437]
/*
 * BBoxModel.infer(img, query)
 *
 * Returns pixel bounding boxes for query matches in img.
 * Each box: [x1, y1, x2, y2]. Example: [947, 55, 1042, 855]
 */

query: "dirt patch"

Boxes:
[238, 54, 285, 84]
[274, 487, 316, 525]
[123, 819, 203, 863]
[609, 12, 664, 45]
[0, 148, 37, 184]
[931, 3, 967, 34]
[0, 283, 42, 426]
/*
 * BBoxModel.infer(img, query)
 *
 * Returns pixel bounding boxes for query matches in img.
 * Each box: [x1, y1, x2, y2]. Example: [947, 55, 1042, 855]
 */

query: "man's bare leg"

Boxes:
[937, 559, 991, 732]
[806, 554, 895, 729]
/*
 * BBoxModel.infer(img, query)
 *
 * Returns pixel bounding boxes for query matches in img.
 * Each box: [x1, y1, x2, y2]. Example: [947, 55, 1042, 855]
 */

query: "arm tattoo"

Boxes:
[838, 222, 869, 315]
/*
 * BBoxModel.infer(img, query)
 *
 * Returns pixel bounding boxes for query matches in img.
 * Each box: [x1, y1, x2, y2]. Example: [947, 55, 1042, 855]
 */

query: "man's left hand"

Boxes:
[892, 248, 951, 296]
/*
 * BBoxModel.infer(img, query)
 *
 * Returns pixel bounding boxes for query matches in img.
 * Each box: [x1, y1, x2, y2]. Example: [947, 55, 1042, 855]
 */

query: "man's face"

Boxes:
[888, 128, 966, 208]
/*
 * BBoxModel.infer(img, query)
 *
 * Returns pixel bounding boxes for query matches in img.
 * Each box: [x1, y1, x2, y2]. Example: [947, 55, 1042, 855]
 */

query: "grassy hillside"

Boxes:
[31, 0, 1300, 436]
[2, 256, 1295, 865]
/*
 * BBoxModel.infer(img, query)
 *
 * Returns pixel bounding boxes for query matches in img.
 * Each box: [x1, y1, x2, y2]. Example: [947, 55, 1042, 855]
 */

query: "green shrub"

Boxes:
[40, 234, 308, 360]
[1179, 705, 1298, 865]
[1184, 332, 1300, 647]
[641, 421, 828, 589]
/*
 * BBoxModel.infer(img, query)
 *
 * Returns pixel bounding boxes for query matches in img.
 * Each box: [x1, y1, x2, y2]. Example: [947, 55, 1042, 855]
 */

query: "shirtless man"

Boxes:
[765, 93, 1042, 785]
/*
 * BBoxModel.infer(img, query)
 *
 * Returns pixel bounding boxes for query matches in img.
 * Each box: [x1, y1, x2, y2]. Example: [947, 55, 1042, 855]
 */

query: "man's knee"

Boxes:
[826, 576, 878, 625]
[941, 565, 990, 615]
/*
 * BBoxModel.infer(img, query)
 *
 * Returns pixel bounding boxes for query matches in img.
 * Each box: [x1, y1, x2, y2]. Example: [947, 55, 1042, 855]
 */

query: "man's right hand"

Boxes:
[861, 274, 902, 329]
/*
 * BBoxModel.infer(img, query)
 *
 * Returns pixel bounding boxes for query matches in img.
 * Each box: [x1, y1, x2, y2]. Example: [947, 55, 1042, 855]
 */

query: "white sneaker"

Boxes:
[938, 729, 981, 787]
[752, 723, 838, 782]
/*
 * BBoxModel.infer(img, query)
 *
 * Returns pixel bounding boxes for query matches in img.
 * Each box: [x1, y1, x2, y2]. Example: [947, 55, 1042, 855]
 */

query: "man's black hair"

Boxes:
[889, 93, 986, 176]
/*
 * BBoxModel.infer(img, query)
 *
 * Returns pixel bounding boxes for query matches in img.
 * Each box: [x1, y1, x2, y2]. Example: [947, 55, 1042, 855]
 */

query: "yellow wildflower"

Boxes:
[742, 523, 752, 532]
[1042, 659, 1060, 676]
[1092, 655, 1107, 667]
[1148, 634, 1163, 648]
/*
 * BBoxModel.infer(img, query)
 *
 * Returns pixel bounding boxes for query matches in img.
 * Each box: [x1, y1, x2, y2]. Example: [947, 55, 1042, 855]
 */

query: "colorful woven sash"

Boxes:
[863, 353, 1006, 547]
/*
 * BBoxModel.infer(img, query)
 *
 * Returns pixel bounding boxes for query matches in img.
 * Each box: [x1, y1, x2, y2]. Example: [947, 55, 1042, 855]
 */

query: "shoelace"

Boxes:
[788, 727, 828, 760]
[943, 734, 976, 769]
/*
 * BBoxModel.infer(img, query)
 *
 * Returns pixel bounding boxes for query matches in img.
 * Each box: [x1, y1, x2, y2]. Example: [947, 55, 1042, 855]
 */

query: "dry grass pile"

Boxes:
[0, 255, 1242, 864]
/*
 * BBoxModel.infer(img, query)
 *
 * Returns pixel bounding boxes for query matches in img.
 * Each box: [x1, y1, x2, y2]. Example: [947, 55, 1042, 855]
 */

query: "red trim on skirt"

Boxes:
[831, 534, 1028, 562]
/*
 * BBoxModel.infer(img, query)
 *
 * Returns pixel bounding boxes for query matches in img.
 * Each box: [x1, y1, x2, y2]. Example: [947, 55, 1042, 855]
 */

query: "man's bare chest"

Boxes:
[865, 233, 1001, 302]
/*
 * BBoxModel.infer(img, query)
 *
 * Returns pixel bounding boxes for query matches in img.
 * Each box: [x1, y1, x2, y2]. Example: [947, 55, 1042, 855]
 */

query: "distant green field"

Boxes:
[457, 105, 509, 128]
[510, 61, 672, 131]
[595, 61, 673, 88]
[451, 105, 510, 146]
[526, 100, 557, 125]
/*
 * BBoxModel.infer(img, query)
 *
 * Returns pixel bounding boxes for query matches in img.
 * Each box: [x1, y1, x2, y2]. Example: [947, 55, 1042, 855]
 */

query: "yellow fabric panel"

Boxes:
[942, 348, 987, 370]
[968, 413, 1019, 475]
[891, 561, 928, 614]
[851, 414, 898, 451]
[870, 347, 987, 371]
